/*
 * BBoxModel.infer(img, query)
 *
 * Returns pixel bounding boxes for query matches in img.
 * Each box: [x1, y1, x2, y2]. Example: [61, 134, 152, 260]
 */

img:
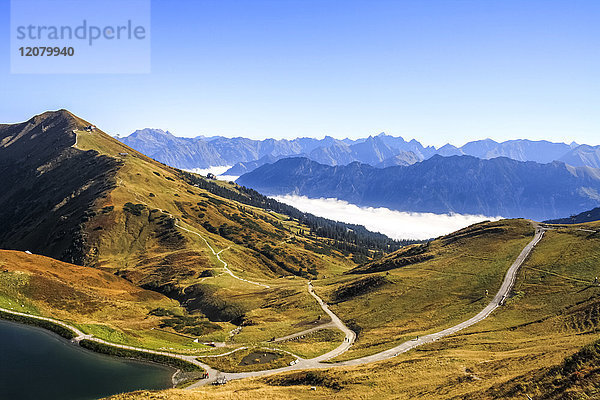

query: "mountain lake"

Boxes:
[0, 319, 174, 400]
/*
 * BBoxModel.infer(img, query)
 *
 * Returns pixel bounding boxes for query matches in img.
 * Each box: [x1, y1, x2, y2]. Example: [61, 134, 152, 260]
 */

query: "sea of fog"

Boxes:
[272, 195, 502, 240]
[184, 167, 501, 240]
[186, 166, 239, 182]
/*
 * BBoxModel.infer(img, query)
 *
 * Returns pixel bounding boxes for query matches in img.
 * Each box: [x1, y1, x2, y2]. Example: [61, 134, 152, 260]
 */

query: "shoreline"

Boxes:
[0, 308, 203, 387]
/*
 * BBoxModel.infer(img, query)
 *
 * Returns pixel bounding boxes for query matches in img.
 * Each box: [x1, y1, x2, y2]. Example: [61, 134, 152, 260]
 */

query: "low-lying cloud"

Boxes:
[186, 166, 239, 182]
[272, 195, 502, 240]
[187, 166, 232, 176]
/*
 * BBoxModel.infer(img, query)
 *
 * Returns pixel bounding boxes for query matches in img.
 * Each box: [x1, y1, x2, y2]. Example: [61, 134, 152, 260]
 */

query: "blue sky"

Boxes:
[0, 0, 598, 147]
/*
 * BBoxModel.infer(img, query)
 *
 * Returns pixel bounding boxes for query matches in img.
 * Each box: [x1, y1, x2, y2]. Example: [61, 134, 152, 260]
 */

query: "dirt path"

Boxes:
[271, 322, 335, 343]
[334, 225, 546, 366]
[175, 222, 270, 289]
[307, 282, 357, 362]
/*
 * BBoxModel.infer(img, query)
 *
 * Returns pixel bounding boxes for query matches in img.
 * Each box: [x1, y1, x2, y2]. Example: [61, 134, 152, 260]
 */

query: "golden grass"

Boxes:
[268, 328, 345, 359]
[0, 250, 211, 351]
[104, 222, 600, 399]
[24, 119, 600, 399]
[320, 219, 535, 360]
[70, 126, 356, 346]
[200, 347, 296, 373]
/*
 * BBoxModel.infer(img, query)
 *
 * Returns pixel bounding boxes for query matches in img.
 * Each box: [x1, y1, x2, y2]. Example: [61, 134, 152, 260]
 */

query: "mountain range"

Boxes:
[119, 129, 600, 173]
[236, 156, 600, 221]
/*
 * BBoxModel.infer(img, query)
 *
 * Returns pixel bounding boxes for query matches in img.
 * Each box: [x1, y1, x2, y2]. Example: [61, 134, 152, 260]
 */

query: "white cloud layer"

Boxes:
[185, 166, 239, 182]
[272, 195, 502, 240]
[218, 175, 241, 182]
[187, 166, 232, 176]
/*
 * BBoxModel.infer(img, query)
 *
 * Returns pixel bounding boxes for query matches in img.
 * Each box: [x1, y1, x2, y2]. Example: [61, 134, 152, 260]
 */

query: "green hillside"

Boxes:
[105, 221, 600, 399]
[0, 110, 399, 354]
[4, 111, 600, 399]
[314, 219, 535, 360]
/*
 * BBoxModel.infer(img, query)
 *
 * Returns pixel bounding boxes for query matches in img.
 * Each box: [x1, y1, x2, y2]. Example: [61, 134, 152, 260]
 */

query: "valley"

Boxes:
[2, 1, 599, 398]
[0, 216, 550, 390]
[236, 156, 600, 221]
[106, 221, 600, 399]
[1, 110, 600, 400]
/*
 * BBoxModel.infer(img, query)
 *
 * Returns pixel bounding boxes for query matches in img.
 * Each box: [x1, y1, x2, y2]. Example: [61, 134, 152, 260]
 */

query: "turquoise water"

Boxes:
[0, 320, 174, 400]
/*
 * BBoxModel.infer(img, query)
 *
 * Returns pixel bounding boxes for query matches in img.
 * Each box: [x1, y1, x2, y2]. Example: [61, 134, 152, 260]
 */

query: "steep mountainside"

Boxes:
[122, 130, 427, 171]
[459, 139, 575, 163]
[237, 156, 600, 220]
[223, 154, 291, 176]
[559, 144, 600, 169]
[307, 135, 418, 167]
[120, 128, 219, 168]
[375, 134, 437, 159]
[376, 151, 420, 167]
[308, 140, 356, 166]
[121, 129, 342, 169]
[346, 136, 398, 165]
[0, 110, 119, 264]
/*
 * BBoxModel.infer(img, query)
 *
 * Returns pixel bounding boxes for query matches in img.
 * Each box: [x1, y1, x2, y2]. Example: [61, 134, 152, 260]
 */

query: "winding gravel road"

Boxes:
[1, 223, 546, 389]
[189, 224, 547, 385]
[175, 222, 271, 288]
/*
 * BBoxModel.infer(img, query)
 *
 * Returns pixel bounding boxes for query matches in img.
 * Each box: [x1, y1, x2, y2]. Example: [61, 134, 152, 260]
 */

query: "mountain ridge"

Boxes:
[0, 110, 120, 264]
[236, 155, 600, 221]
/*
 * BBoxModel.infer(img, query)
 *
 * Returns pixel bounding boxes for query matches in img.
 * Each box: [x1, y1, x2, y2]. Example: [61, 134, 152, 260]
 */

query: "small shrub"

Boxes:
[123, 202, 146, 216]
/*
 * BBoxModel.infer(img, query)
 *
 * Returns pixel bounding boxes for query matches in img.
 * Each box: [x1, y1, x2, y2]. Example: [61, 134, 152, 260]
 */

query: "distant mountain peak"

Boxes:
[130, 128, 172, 137]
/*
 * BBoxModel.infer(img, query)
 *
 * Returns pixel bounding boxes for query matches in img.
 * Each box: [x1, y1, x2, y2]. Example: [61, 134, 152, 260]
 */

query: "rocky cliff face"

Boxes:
[559, 145, 600, 169]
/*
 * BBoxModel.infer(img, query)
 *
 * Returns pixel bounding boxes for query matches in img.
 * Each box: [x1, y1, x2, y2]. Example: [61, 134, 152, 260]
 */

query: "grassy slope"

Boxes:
[9, 112, 599, 399]
[318, 219, 535, 360]
[106, 221, 600, 399]
[69, 124, 355, 351]
[0, 250, 210, 351]
[0, 110, 120, 265]
[271, 328, 345, 359]
[0, 111, 358, 358]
